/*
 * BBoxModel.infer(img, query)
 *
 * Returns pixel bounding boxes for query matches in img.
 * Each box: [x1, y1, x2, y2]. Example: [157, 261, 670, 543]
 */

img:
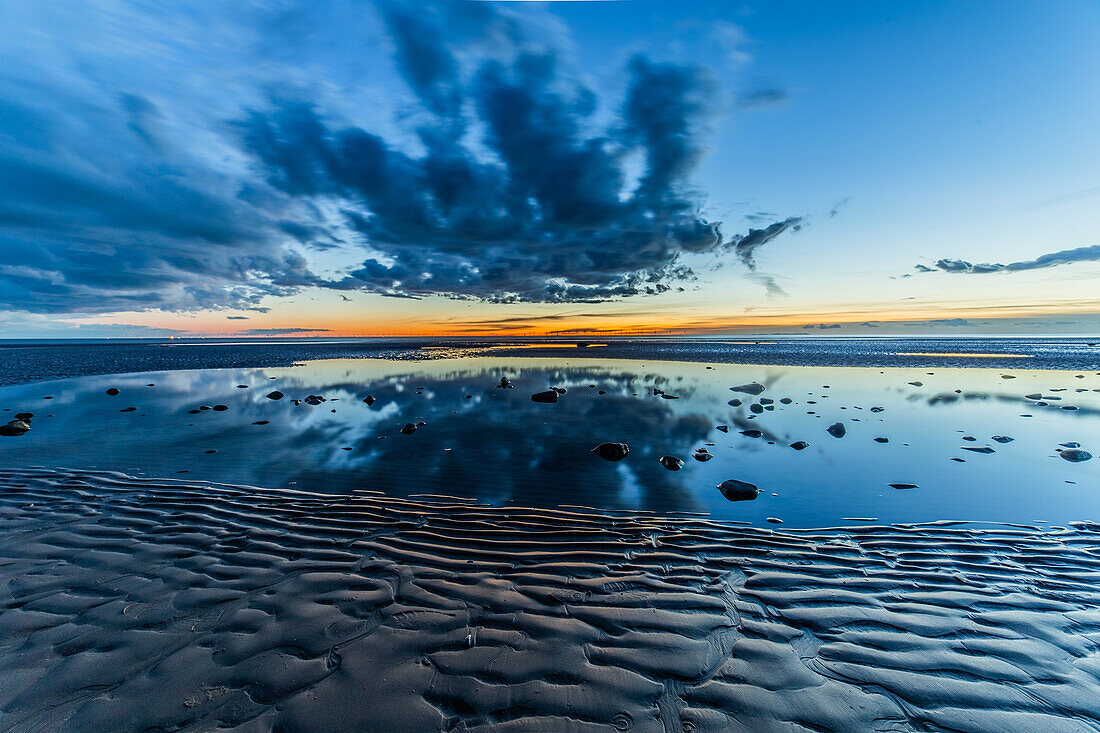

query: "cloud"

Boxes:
[917, 244, 1100, 275]
[226, 316, 250, 320]
[0, 0, 799, 315]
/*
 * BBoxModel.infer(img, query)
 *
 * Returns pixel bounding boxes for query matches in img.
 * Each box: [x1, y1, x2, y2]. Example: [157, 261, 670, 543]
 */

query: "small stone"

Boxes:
[1059, 449, 1092, 462]
[789, 441, 809, 450]
[889, 483, 918, 490]
[401, 423, 418, 435]
[826, 422, 846, 438]
[212, 404, 228, 411]
[659, 456, 684, 471]
[740, 429, 762, 438]
[106, 388, 120, 396]
[730, 382, 765, 395]
[266, 391, 284, 400]
[531, 390, 558, 404]
[592, 442, 629, 461]
[717, 479, 759, 502]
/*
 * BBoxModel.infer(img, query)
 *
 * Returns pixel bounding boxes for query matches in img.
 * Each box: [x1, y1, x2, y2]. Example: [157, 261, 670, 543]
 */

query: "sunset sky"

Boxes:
[2, 0, 1099, 338]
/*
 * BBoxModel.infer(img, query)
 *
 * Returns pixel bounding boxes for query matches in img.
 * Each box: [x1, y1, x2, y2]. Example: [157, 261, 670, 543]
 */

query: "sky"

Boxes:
[1, 0, 1098, 338]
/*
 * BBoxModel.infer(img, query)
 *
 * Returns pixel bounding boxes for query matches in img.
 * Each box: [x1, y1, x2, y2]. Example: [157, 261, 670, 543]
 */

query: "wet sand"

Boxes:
[3, 468, 1100, 732]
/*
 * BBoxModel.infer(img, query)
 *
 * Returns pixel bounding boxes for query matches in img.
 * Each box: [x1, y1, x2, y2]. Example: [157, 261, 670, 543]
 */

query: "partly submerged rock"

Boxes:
[890, 483, 919, 490]
[728, 399, 742, 407]
[730, 382, 765, 396]
[212, 404, 229, 411]
[827, 422, 846, 438]
[961, 446, 995, 454]
[106, 388, 120, 396]
[1059, 448, 1092, 462]
[789, 441, 809, 450]
[530, 390, 558, 404]
[659, 456, 684, 471]
[716, 425, 729, 433]
[497, 377, 512, 389]
[591, 442, 629, 461]
[266, 391, 284, 400]
[740, 429, 763, 438]
[717, 479, 759, 502]
[0, 419, 31, 436]
[692, 449, 713, 462]
[400, 423, 418, 435]
[363, 395, 376, 406]
[874, 437, 889, 443]
[991, 435, 1014, 443]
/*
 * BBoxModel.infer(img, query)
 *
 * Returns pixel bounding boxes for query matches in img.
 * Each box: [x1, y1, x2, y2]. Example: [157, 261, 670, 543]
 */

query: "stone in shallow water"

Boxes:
[908, 381, 923, 387]
[530, 390, 558, 404]
[728, 399, 742, 407]
[659, 456, 684, 471]
[266, 391, 284, 400]
[766, 517, 783, 524]
[106, 388, 120, 396]
[0, 420, 30, 436]
[730, 382, 765, 395]
[400, 423, 418, 435]
[789, 441, 809, 450]
[715, 425, 729, 433]
[992, 435, 1014, 443]
[890, 483, 918, 490]
[749, 403, 764, 414]
[1059, 449, 1092, 462]
[961, 446, 995, 454]
[740, 429, 763, 438]
[693, 449, 713, 462]
[363, 395, 376, 406]
[717, 479, 759, 501]
[827, 422, 846, 438]
[591, 442, 629, 461]
[874, 437, 889, 443]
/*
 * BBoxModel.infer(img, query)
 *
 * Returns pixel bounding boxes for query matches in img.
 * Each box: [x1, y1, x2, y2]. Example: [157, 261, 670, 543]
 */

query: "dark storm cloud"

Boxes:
[917, 244, 1100, 275]
[0, 0, 799, 315]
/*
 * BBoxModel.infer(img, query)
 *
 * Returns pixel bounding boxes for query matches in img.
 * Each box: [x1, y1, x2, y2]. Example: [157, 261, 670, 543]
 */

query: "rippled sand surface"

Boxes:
[3, 469, 1100, 731]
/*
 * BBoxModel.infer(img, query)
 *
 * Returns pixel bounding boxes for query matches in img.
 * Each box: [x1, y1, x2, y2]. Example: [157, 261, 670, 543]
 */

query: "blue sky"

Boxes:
[1, 0, 1098, 337]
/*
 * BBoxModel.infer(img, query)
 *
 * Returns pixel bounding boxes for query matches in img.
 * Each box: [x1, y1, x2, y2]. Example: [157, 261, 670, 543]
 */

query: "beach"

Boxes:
[0, 341, 1098, 730]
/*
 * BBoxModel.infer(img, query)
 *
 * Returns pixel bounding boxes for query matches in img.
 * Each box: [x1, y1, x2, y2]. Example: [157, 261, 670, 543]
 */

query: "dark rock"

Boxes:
[759, 398, 774, 405]
[962, 436, 976, 442]
[106, 388, 120, 396]
[869, 406, 884, 413]
[749, 403, 764, 414]
[692, 449, 713, 462]
[717, 479, 759, 502]
[120, 407, 137, 412]
[730, 382, 765, 395]
[0, 420, 31, 436]
[779, 398, 793, 404]
[187, 409, 200, 414]
[401, 423, 418, 435]
[659, 456, 684, 471]
[991, 435, 1014, 443]
[252, 420, 270, 425]
[1059, 449, 1092, 462]
[716, 425, 729, 433]
[304, 395, 325, 405]
[874, 437, 889, 443]
[1025, 393, 1043, 400]
[14, 413, 33, 421]
[961, 446, 995, 454]
[266, 391, 284, 400]
[497, 377, 512, 389]
[740, 429, 763, 438]
[908, 381, 923, 387]
[660, 393, 679, 399]
[826, 422, 846, 438]
[237, 385, 249, 389]
[728, 399, 742, 407]
[212, 404, 228, 411]
[362, 395, 376, 406]
[531, 390, 558, 404]
[552, 387, 567, 395]
[789, 441, 809, 450]
[889, 483, 918, 490]
[591, 442, 629, 461]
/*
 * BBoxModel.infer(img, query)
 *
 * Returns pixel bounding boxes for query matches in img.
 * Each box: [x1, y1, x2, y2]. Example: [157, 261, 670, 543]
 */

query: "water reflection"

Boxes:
[0, 357, 1097, 527]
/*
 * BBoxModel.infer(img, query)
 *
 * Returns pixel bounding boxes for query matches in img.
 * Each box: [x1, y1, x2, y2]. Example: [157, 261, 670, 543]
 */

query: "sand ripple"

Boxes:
[2, 468, 1100, 731]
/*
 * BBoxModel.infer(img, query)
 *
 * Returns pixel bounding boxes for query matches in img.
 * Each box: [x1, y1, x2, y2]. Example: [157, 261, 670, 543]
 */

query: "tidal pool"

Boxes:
[1, 356, 1096, 528]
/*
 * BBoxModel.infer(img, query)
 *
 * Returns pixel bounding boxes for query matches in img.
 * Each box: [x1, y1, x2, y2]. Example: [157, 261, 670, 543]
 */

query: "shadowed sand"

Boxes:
[2, 469, 1100, 732]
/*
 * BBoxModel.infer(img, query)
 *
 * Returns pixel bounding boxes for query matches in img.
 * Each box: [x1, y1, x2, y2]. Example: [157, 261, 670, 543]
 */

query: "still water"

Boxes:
[1, 356, 1096, 527]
